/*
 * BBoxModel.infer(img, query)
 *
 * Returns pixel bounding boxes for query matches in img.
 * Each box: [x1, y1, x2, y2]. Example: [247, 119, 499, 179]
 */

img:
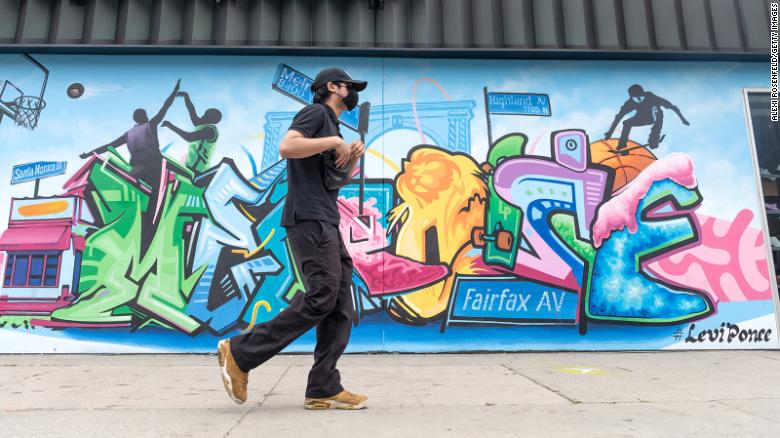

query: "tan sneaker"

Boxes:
[217, 340, 248, 405]
[304, 390, 368, 410]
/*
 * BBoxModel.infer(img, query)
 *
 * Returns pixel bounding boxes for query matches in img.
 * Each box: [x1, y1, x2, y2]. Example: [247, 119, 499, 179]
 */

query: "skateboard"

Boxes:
[472, 133, 527, 269]
[609, 134, 665, 156]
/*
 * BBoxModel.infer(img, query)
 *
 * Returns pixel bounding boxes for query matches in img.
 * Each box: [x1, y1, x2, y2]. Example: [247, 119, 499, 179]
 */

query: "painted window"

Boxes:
[29, 255, 44, 286]
[3, 257, 11, 286]
[2, 252, 62, 288]
[44, 254, 60, 286]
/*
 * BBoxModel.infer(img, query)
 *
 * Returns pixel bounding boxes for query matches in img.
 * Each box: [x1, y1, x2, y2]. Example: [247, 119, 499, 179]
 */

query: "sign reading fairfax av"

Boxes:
[443, 275, 578, 329]
[487, 92, 552, 116]
[272, 63, 360, 131]
[11, 161, 67, 185]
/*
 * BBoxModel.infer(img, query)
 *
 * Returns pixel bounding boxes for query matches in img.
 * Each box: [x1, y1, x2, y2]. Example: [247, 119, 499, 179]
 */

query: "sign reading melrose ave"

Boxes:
[272, 63, 361, 131]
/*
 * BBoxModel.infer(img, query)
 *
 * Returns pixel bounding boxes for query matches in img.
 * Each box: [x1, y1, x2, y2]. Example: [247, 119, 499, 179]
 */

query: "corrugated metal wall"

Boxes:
[0, 0, 771, 56]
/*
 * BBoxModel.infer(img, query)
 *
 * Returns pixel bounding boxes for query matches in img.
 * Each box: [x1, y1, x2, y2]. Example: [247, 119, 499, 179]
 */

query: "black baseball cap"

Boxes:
[310, 68, 367, 92]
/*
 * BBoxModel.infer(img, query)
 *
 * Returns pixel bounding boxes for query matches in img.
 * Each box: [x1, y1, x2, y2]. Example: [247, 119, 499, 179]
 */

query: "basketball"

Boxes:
[589, 138, 657, 193]
[67, 83, 85, 99]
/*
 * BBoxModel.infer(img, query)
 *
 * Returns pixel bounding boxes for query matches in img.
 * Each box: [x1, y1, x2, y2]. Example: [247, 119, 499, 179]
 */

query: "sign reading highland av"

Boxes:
[443, 276, 578, 329]
[11, 161, 67, 185]
[272, 63, 360, 131]
[487, 92, 551, 116]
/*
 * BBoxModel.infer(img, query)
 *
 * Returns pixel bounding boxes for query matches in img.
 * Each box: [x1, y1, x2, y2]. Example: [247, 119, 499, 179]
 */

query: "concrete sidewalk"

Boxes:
[1, 351, 779, 438]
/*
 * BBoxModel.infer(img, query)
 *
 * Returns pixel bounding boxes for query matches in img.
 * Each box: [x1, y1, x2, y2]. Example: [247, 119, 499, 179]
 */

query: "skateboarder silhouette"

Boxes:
[605, 84, 689, 151]
[162, 91, 222, 174]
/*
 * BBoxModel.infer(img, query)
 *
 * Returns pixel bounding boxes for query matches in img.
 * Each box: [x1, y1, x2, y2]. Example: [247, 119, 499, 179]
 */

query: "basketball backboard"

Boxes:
[0, 80, 23, 119]
[0, 54, 48, 128]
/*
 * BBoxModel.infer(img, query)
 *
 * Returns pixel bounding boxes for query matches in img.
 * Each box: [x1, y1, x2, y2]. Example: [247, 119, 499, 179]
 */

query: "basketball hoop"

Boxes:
[14, 95, 46, 130]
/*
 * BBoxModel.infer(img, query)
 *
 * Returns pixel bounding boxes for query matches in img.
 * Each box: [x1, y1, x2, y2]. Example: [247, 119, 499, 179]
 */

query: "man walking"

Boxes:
[217, 68, 368, 410]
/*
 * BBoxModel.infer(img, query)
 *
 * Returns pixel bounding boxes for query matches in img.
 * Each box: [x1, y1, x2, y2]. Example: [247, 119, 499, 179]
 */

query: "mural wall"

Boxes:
[0, 54, 777, 352]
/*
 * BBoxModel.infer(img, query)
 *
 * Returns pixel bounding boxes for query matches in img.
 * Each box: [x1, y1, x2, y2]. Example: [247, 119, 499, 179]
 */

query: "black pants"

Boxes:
[229, 220, 354, 398]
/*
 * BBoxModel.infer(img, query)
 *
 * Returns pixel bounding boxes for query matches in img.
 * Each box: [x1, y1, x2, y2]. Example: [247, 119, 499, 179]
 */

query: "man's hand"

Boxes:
[334, 140, 352, 168]
[79, 152, 92, 159]
[161, 120, 173, 129]
[604, 131, 613, 139]
[681, 117, 690, 126]
[350, 140, 365, 159]
[177, 91, 189, 98]
[173, 79, 181, 93]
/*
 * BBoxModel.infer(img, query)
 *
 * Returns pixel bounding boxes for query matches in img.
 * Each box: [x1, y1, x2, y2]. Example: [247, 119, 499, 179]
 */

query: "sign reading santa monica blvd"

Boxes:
[11, 161, 67, 185]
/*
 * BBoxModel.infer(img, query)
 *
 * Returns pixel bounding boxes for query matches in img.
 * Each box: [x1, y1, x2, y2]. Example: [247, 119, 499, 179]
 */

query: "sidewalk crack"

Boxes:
[748, 354, 780, 362]
[714, 400, 780, 424]
[224, 364, 291, 438]
[500, 364, 579, 404]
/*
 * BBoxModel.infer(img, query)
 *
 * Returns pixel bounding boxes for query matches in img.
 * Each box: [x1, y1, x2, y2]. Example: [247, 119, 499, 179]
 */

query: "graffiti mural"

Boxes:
[0, 54, 777, 352]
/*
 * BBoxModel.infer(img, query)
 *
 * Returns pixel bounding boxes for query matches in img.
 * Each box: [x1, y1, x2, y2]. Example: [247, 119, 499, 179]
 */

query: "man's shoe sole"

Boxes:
[217, 340, 244, 405]
[304, 399, 367, 410]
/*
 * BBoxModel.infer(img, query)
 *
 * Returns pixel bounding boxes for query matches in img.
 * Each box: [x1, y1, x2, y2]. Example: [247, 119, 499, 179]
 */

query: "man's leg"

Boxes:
[303, 228, 367, 409]
[647, 108, 664, 149]
[617, 118, 637, 150]
[305, 228, 354, 398]
[618, 115, 655, 150]
[228, 220, 342, 372]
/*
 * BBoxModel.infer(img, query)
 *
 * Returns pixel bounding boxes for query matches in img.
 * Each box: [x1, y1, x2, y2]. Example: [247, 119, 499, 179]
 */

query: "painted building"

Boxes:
[0, 0, 776, 352]
[0, 196, 86, 317]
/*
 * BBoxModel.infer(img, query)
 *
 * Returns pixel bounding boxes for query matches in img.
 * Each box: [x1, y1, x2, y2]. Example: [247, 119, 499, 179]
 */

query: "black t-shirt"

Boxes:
[281, 103, 342, 227]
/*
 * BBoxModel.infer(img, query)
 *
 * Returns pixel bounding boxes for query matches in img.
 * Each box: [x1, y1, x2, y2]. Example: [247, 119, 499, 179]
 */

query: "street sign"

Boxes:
[486, 92, 552, 116]
[271, 63, 314, 105]
[272, 63, 360, 131]
[442, 275, 578, 330]
[11, 161, 67, 185]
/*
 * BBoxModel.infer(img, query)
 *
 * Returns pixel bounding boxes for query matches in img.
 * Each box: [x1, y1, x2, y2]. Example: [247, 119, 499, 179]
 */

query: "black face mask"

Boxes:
[342, 87, 359, 111]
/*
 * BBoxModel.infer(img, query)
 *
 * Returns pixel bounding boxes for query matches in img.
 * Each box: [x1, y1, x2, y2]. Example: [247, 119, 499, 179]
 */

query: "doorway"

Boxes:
[744, 89, 780, 294]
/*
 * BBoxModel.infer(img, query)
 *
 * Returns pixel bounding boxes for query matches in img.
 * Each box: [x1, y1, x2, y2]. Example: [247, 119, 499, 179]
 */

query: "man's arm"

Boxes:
[279, 130, 343, 159]
[150, 79, 181, 126]
[178, 92, 201, 126]
[669, 105, 689, 125]
[344, 156, 359, 177]
[80, 133, 127, 159]
[658, 97, 689, 125]
[344, 139, 366, 174]
[282, 104, 351, 161]
[162, 121, 213, 143]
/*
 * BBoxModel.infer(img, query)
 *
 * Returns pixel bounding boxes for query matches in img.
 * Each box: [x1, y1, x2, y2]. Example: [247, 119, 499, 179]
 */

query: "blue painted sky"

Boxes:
[0, 55, 774, 352]
[0, 55, 769, 229]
